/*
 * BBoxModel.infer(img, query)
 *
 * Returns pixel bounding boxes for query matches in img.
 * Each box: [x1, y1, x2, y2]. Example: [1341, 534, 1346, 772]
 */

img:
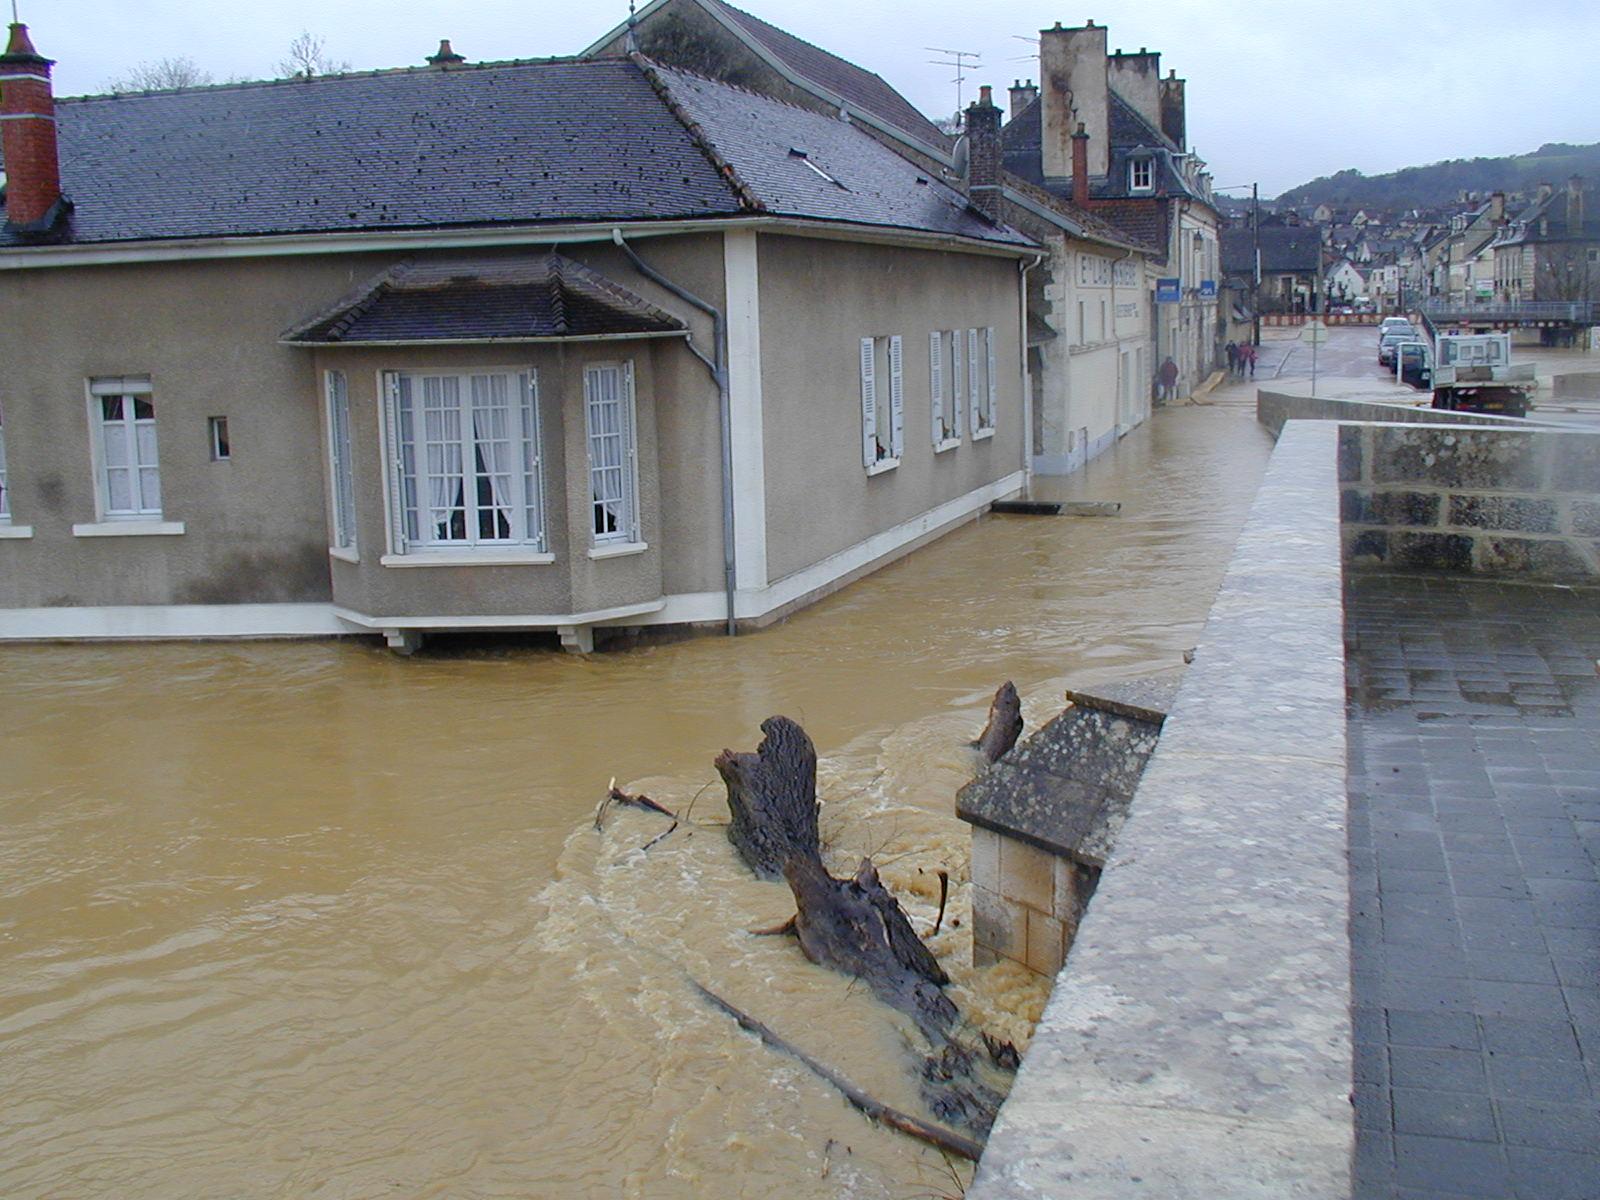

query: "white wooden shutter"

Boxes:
[859, 336, 877, 466]
[888, 335, 904, 459]
[382, 371, 406, 553]
[929, 330, 944, 445]
[967, 328, 981, 436]
[951, 330, 965, 438]
[985, 326, 998, 432]
[623, 361, 640, 542]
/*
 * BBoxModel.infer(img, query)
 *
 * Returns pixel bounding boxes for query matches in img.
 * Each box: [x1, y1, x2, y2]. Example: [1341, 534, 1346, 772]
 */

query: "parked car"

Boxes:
[1378, 330, 1414, 365]
[1378, 317, 1414, 346]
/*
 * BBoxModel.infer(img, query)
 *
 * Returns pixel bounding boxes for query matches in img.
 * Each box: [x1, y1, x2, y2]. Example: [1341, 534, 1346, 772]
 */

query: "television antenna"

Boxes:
[1007, 34, 1039, 65]
[926, 45, 981, 123]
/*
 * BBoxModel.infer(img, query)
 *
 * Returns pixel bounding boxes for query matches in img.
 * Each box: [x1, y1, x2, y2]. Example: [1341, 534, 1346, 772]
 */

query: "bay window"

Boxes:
[384, 369, 545, 555]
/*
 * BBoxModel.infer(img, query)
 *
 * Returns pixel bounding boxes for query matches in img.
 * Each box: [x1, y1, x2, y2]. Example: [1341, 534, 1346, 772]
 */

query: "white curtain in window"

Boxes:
[470, 373, 513, 540]
[421, 376, 463, 540]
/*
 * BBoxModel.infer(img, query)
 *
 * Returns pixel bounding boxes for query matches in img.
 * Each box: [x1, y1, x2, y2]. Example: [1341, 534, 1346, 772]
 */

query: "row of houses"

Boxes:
[0, 3, 1221, 648]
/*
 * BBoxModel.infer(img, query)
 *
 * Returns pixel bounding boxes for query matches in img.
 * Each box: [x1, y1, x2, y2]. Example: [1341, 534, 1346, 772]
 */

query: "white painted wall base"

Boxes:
[0, 603, 358, 641]
[1, 472, 1025, 644]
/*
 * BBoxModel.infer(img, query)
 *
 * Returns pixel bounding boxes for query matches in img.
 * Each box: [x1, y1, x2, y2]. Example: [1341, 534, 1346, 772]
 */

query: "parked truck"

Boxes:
[1429, 332, 1534, 418]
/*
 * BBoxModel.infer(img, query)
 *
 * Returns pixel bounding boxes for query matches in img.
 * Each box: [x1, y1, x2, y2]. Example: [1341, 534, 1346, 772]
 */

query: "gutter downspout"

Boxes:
[1019, 252, 1043, 484]
[612, 228, 738, 636]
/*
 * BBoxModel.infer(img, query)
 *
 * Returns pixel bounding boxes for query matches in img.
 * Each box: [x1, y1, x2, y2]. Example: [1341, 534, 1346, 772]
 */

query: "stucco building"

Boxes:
[0, 24, 1034, 649]
[589, 2, 1161, 477]
[1003, 21, 1222, 401]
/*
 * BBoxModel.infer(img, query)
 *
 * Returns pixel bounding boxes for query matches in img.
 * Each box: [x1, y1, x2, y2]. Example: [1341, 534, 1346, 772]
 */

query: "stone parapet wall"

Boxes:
[1337, 424, 1600, 582]
[970, 421, 1352, 1200]
[1256, 387, 1528, 438]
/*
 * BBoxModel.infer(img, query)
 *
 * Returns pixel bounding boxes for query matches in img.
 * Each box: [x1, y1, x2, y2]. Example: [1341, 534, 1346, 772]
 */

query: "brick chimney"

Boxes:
[1008, 78, 1038, 122]
[1071, 122, 1090, 209]
[1159, 69, 1186, 150]
[966, 85, 1003, 222]
[426, 39, 465, 68]
[0, 23, 63, 229]
[1040, 20, 1107, 182]
[1567, 175, 1585, 234]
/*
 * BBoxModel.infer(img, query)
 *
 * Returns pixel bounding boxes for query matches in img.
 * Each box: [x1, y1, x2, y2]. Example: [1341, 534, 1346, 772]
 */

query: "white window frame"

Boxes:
[930, 330, 962, 452]
[378, 367, 549, 566]
[1130, 157, 1153, 192]
[0, 400, 10, 524]
[969, 327, 997, 440]
[584, 361, 644, 552]
[324, 371, 358, 562]
[207, 416, 230, 462]
[86, 376, 165, 522]
[860, 334, 903, 474]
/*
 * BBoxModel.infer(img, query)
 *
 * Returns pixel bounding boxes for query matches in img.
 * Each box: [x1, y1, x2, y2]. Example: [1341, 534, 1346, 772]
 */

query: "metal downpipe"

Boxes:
[611, 228, 738, 636]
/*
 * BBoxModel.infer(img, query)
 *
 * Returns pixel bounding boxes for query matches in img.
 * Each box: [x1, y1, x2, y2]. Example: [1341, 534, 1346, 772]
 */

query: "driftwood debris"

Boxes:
[975, 681, 1023, 763]
[711, 715, 1017, 1140]
[692, 979, 984, 1162]
[595, 779, 677, 831]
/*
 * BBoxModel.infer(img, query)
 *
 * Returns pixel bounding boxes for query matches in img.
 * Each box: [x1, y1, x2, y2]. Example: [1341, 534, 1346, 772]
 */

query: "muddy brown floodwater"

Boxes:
[0, 397, 1273, 1200]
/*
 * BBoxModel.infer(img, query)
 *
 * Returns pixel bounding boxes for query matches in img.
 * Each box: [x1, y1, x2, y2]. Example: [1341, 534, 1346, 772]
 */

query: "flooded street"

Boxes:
[0, 397, 1273, 1199]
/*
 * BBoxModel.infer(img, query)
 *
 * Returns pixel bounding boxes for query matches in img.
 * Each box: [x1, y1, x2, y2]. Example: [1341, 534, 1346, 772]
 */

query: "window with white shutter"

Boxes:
[932, 331, 961, 450]
[0, 402, 9, 523]
[973, 327, 997, 437]
[967, 329, 982, 437]
[861, 335, 900, 472]
[325, 371, 357, 553]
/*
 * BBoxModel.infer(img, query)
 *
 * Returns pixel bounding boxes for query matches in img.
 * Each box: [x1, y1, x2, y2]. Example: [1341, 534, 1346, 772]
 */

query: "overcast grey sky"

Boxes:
[19, 0, 1599, 197]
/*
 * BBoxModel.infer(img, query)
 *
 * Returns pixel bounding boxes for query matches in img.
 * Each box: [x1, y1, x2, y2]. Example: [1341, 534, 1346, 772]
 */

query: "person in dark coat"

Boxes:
[1158, 356, 1179, 401]
[1225, 341, 1239, 375]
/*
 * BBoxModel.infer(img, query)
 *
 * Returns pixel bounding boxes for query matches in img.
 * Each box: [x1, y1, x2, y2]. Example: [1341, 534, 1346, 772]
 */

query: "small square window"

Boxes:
[208, 416, 230, 461]
[1129, 158, 1153, 192]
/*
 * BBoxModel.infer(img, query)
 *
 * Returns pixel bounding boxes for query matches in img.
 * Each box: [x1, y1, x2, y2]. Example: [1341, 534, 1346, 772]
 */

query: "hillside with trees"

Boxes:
[1275, 142, 1600, 208]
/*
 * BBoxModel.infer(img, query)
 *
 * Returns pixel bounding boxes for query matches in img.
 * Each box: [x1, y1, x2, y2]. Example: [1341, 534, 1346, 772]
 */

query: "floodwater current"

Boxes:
[0, 394, 1274, 1199]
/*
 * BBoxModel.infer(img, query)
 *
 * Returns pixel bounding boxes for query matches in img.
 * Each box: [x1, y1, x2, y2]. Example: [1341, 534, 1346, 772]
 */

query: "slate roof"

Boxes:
[649, 64, 1025, 245]
[1001, 96, 1044, 185]
[703, 0, 950, 153]
[1221, 226, 1320, 277]
[280, 253, 688, 344]
[996, 89, 1201, 249]
[1, 56, 1022, 250]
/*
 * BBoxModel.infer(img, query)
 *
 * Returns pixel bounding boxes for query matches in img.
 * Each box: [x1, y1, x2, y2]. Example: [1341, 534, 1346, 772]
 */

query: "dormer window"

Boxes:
[1129, 157, 1153, 192]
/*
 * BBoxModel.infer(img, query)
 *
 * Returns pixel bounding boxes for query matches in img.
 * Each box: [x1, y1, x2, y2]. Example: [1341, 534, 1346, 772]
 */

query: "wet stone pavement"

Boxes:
[1345, 573, 1600, 1199]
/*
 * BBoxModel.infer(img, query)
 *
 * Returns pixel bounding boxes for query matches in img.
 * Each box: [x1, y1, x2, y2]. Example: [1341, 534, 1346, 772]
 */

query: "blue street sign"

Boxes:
[1199, 279, 1217, 298]
[1156, 277, 1181, 303]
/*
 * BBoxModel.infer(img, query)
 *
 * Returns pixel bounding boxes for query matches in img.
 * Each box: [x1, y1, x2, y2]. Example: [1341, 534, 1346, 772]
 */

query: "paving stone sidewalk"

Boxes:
[1345, 573, 1600, 1200]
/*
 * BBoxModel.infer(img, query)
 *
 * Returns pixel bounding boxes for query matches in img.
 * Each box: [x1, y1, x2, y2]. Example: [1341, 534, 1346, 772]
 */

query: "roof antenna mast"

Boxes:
[925, 45, 981, 130]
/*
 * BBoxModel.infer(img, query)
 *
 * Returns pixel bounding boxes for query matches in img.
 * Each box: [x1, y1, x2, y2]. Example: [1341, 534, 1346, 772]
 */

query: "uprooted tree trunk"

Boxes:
[713, 715, 1013, 1139]
[715, 716, 820, 880]
[975, 681, 1023, 764]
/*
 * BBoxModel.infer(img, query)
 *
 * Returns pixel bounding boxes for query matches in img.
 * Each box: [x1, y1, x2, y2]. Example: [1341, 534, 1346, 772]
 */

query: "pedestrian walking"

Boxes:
[1158, 356, 1179, 402]
[1245, 342, 1258, 378]
[1225, 341, 1238, 375]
